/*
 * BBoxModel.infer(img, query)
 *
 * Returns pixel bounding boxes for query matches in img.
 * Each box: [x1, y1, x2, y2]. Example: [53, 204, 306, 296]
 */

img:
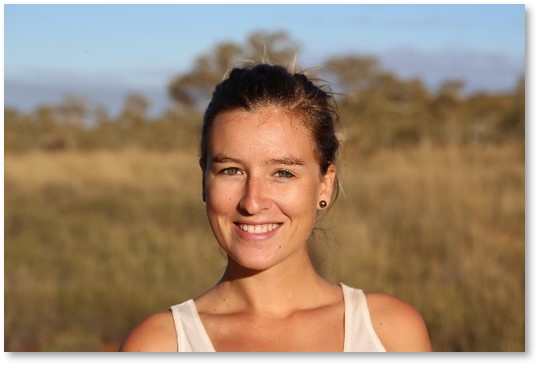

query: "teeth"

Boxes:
[238, 223, 280, 233]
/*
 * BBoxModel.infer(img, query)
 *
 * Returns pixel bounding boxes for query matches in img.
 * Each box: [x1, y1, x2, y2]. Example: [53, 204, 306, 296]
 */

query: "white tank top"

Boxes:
[170, 283, 386, 352]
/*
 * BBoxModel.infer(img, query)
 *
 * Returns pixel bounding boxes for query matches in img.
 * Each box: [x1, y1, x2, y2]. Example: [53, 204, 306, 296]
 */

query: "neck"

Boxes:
[212, 249, 335, 318]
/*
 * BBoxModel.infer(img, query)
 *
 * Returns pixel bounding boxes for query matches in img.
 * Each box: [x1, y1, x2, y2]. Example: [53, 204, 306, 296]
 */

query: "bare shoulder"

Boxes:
[119, 311, 177, 352]
[365, 292, 432, 352]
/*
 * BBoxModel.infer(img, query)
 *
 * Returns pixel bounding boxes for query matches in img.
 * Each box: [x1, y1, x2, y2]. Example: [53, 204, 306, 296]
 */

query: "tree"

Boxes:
[120, 93, 150, 126]
[323, 55, 381, 95]
[437, 79, 465, 101]
[56, 95, 87, 126]
[168, 30, 300, 109]
[499, 76, 525, 138]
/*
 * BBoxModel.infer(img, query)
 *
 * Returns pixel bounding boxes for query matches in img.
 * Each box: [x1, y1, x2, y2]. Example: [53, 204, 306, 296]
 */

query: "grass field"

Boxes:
[4, 142, 525, 352]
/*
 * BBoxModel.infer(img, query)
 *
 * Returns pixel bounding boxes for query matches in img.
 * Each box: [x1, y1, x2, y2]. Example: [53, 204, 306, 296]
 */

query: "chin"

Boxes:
[225, 247, 285, 273]
[230, 255, 277, 272]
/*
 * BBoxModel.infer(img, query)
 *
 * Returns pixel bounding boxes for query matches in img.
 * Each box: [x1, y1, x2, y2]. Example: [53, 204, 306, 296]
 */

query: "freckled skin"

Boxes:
[203, 107, 333, 272]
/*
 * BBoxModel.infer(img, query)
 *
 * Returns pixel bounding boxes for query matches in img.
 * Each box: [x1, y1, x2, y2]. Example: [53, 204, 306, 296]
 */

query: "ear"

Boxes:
[199, 158, 207, 202]
[319, 164, 337, 207]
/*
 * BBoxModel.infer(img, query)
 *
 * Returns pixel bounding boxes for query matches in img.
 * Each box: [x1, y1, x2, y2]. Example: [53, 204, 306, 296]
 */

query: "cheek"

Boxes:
[274, 183, 319, 218]
[205, 186, 237, 241]
[206, 180, 241, 213]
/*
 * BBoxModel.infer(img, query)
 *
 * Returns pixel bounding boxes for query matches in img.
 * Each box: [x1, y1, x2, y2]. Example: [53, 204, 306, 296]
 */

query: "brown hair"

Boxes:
[200, 64, 340, 176]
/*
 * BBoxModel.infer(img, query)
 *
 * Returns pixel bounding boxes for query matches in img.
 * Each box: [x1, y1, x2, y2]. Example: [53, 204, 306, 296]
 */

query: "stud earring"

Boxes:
[319, 200, 327, 208]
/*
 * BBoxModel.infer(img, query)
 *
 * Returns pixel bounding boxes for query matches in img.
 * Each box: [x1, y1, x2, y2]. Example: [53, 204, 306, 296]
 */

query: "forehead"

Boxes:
[208, 107, 316, 160]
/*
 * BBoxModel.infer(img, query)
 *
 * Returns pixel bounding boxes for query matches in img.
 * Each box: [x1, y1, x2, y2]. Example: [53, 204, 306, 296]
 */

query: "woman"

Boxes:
[120, 63, 432, 352]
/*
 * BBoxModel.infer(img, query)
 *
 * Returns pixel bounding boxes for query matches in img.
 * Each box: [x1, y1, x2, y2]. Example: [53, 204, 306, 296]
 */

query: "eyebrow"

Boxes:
[266, 157, 305, 166]
[211, 154, 242, 164]
[211, 153, 305, 166]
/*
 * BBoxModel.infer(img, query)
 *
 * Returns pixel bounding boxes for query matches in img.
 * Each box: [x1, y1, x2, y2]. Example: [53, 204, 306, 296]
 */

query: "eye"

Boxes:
[275, 170, 295, 179]
[220, 167, 242, 176]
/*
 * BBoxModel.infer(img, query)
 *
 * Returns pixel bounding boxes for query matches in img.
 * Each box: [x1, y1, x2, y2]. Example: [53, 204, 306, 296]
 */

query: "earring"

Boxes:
[319, 200, 327, 208]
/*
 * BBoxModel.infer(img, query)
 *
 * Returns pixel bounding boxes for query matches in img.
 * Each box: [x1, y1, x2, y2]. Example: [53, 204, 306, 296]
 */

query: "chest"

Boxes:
[200, 304, 345, 352]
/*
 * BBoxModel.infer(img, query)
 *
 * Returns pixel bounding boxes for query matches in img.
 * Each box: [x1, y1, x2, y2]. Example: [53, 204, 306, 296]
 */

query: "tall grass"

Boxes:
[319, 141, 525, 351]
[4, 143, 524, 351]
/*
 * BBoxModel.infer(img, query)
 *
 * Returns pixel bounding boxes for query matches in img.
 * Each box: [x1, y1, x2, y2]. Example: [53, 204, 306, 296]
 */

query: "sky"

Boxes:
[3, 2, 527, 116]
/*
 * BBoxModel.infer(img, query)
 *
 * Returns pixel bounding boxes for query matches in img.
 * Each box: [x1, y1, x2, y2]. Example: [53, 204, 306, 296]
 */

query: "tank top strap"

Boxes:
[170, 300, 216, 352]
[340, 283, 386, 352]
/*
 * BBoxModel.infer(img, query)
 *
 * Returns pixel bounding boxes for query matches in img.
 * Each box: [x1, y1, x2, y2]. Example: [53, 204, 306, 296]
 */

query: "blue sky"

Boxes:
[4, 3, 527, 116]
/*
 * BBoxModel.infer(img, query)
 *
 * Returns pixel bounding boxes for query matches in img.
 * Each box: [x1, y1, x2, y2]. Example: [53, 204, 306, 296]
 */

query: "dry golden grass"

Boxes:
[4, 142, 525, 351]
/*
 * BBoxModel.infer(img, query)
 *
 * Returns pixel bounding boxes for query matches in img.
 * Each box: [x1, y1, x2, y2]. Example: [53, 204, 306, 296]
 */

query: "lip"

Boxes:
[233, 222, 282, 242]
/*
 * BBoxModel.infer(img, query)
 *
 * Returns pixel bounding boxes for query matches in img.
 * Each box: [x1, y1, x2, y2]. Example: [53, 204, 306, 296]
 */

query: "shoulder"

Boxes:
[365, 292, 432, 352]
[119, 310, 177, 352]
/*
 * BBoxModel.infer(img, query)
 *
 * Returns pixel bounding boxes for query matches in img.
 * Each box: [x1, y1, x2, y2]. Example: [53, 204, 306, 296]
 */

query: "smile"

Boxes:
[237, 223, 280, 234]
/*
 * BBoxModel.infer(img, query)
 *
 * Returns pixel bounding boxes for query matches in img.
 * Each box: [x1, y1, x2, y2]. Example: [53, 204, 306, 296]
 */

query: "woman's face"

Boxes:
[202, 106, 336, 272]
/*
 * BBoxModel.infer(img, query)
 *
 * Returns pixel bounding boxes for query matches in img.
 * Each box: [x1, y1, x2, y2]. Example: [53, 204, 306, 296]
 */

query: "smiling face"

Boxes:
[202, 106, 336, 272]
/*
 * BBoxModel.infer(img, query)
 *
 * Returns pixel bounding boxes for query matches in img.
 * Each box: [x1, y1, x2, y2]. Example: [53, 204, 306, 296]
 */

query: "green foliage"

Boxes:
[4, 75, 525, 155]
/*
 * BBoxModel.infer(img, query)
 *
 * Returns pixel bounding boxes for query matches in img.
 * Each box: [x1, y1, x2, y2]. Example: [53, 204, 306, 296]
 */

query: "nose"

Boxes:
[238, 175, 272, 215]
